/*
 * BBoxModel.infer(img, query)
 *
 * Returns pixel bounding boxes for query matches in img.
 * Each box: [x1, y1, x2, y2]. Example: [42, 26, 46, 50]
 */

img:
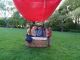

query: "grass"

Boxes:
[0, 27, 80, 60]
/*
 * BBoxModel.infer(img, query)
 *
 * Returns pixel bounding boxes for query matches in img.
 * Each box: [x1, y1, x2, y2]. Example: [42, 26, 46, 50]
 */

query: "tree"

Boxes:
[0, 0, 15, 27]
[70, 7, 80, 30]
[49, 0, 80, 32]
[9, 11, 26, 28]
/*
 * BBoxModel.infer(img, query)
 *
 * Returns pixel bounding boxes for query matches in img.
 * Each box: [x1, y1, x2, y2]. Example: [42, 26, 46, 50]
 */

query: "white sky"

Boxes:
[0, 0, 65, 18]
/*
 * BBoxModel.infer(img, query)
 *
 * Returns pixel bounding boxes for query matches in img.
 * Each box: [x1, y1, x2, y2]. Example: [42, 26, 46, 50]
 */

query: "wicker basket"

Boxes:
[26, 37, 48, 47]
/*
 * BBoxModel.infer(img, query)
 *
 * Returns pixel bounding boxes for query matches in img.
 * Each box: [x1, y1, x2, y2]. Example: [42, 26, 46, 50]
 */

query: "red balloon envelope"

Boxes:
[13, 0, 61, 22]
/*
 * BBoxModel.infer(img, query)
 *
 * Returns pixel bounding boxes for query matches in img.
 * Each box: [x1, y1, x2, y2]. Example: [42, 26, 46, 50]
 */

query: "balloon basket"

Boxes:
[26, 37, 48, 48]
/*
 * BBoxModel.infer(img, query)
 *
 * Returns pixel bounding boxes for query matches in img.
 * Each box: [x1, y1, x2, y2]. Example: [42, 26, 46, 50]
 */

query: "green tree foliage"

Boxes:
[48, 0, 80, 32]
[49, 10, 74, 31]
[8, 11, 26, 28]
[0, 18, 6, 27]
[62, 0, 80, 11]
[71, 7, 80, 30]
[0, 0, 6, 11]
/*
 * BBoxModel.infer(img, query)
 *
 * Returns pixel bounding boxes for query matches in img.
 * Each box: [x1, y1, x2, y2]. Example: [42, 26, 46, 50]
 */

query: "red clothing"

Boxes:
[46, 28, 52, 38]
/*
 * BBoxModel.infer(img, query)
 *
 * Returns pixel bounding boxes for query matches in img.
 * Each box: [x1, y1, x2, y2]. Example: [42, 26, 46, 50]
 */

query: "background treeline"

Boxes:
[0, 12, 26, 28]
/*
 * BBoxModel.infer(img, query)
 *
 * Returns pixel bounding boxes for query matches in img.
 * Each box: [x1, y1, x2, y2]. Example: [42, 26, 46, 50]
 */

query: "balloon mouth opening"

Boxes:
[27, 19, 49, 23]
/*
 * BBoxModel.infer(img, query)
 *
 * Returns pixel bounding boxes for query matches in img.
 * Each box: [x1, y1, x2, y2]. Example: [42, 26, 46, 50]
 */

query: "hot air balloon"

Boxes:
[13, 0, 61, 47]
[13, 0, 61, 22]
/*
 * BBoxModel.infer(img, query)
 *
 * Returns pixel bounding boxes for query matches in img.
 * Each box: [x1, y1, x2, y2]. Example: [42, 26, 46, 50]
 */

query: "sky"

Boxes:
[0, 0, 65, 18]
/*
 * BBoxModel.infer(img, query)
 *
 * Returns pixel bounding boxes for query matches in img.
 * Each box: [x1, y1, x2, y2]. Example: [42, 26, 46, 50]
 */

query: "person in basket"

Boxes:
[25, 25, 32, 43]
[46, 27, 52, 47]
[36, 26, 44, 37]
[31, 25, 37, 37]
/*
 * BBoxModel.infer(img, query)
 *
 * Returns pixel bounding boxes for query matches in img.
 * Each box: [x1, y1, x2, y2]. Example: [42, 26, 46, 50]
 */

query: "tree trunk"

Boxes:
[77, 16, 79, 24]
[61, 20, 64, 32]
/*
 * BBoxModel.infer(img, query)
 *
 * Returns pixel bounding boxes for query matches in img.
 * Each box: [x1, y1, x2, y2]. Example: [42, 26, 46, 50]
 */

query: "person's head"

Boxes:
[26, 24, 30, 28]
[36, 22, 43, 26]
[32, 25, 37, 30]
[38, 26, 42, 29]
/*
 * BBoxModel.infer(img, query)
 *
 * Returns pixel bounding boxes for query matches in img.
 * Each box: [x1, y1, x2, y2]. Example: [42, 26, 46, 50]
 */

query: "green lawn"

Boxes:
[0, 27, 80, 60]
